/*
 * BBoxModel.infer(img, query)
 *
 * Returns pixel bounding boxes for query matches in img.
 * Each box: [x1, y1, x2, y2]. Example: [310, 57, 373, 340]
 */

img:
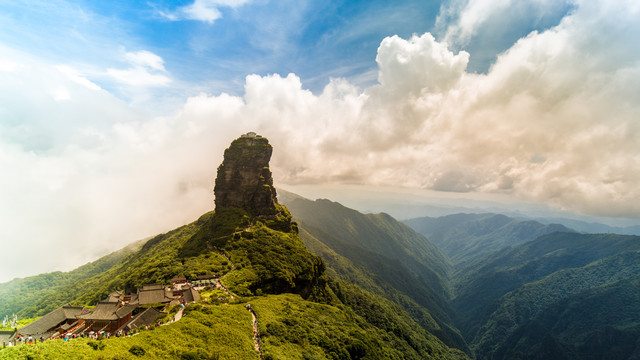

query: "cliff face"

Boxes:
[214, 133, 279, 217]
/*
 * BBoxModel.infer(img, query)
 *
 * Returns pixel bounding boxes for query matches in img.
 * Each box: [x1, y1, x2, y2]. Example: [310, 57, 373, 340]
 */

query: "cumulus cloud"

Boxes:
[1, 0, 639, 283]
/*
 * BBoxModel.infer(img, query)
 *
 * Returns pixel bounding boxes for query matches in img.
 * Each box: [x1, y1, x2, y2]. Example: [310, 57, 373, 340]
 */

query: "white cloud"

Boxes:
[124, 50, 166, 71]
[438, 0, 512, 45]
[49, 85, 71, 101]
[106, 68, 171, 87]
[157, 0, 252, 24]
[437, 0, 575, 46]
[374, 33, 469, 97]
[106, 50, 171, 87]
[160, 0, 640, 219]
[55, 65, 102, 91]
[0, 60, 22, 72]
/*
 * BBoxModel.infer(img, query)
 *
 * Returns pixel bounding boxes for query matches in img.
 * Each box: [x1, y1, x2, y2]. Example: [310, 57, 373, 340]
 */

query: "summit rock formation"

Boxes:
[214, 132, 279, 217]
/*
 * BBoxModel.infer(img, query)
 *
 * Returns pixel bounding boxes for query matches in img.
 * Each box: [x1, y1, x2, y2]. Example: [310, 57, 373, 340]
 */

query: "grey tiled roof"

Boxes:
[106, 290, 122, 302]
[141, 284, 164, 290]
[79, 302, 135, 321]
[182, 286, 201, 303]
[0, 330, 16, 344]
[122, 307, 165, 330]
[17, 305, 84, 337]
[138, 286, 174, 304]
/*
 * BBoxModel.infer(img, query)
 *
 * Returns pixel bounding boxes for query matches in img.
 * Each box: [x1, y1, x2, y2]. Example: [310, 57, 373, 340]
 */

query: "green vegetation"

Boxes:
[223, 222, 326, 298]
[450, 232, 640, 359]
[491, 274, 640, 359]
[474, 250, 640, 358]
[253, 293, 467, 360]
[1, 205, 320, 317]
[0, 292, 468, 360]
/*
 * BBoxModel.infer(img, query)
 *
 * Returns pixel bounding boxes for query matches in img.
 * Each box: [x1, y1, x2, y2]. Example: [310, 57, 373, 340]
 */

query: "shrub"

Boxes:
[181, 352, 199, 360]
[87, 340, 106, 350]
[129, 345, 146, 356]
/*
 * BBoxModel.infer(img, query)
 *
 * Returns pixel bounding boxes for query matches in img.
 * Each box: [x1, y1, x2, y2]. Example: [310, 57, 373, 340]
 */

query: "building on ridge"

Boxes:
[16, 305, 85, 340]
[78, 302, 137, 332]
[137, 284, 177, 305]
[117, 307, 166, 333]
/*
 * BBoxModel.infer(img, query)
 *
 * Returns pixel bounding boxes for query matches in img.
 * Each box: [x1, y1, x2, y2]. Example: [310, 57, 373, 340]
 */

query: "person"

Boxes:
[40, 336, 43, 343]
[7, 341, 11, 347]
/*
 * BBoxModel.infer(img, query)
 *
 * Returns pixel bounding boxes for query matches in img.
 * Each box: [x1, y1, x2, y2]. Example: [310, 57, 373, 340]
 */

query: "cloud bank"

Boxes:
[0, 0, 639, 282]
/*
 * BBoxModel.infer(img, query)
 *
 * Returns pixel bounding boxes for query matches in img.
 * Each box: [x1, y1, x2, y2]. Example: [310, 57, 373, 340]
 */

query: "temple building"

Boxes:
[78, 302, 137, 332]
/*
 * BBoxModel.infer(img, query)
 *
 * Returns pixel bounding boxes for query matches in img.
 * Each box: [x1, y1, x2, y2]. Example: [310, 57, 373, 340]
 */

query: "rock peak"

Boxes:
[214, 133, 279, 216]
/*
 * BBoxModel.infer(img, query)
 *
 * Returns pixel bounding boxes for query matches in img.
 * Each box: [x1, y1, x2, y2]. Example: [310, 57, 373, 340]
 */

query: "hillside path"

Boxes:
[174, 307, 184, 322]
[207, 245, 237, 299]
[249, 309, 263, 360]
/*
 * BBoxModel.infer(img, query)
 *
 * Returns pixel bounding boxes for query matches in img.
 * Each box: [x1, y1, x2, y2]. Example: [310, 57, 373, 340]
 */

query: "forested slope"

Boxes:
[451, 232, 640, 359]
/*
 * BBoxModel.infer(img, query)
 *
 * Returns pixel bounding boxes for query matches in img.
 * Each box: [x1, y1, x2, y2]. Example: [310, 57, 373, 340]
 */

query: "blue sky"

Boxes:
[0, 0, 571, 100]
[1, 0, 639, 282]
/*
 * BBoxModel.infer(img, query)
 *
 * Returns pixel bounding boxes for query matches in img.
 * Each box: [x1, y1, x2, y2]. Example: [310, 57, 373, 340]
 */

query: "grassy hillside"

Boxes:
[0, 292, 468, 360]
[404, 213, 573, 268]
[254, 292, 467, 360]
[284, 198, 450, 284]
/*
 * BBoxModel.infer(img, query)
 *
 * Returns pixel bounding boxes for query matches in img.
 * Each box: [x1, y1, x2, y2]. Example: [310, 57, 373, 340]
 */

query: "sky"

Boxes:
[0, 0, 639, 283]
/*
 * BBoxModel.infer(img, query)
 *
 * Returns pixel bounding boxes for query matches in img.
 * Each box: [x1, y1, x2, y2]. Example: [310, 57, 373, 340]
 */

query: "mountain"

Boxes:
[475, 251, 640, 359]
[490, 274, 640, 359]
[535, 216, 640, 236]
[0, 133, 467, 360]
[403, 213, 573, 268]
[452, 232, 640, 359]
[279, 191, 469, 353]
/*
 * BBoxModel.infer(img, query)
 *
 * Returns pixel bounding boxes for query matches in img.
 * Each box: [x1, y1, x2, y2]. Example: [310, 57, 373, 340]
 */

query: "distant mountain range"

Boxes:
[533, 216, 640, 236]
[403, 213, 574, 268]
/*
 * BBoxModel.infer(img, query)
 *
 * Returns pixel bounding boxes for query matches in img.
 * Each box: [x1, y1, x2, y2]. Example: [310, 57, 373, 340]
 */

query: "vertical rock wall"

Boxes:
[214, 133, 280, 216]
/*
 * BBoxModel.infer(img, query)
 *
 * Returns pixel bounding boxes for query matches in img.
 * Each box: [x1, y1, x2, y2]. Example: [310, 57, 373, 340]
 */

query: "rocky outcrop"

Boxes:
[214, 133, 280, 217]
